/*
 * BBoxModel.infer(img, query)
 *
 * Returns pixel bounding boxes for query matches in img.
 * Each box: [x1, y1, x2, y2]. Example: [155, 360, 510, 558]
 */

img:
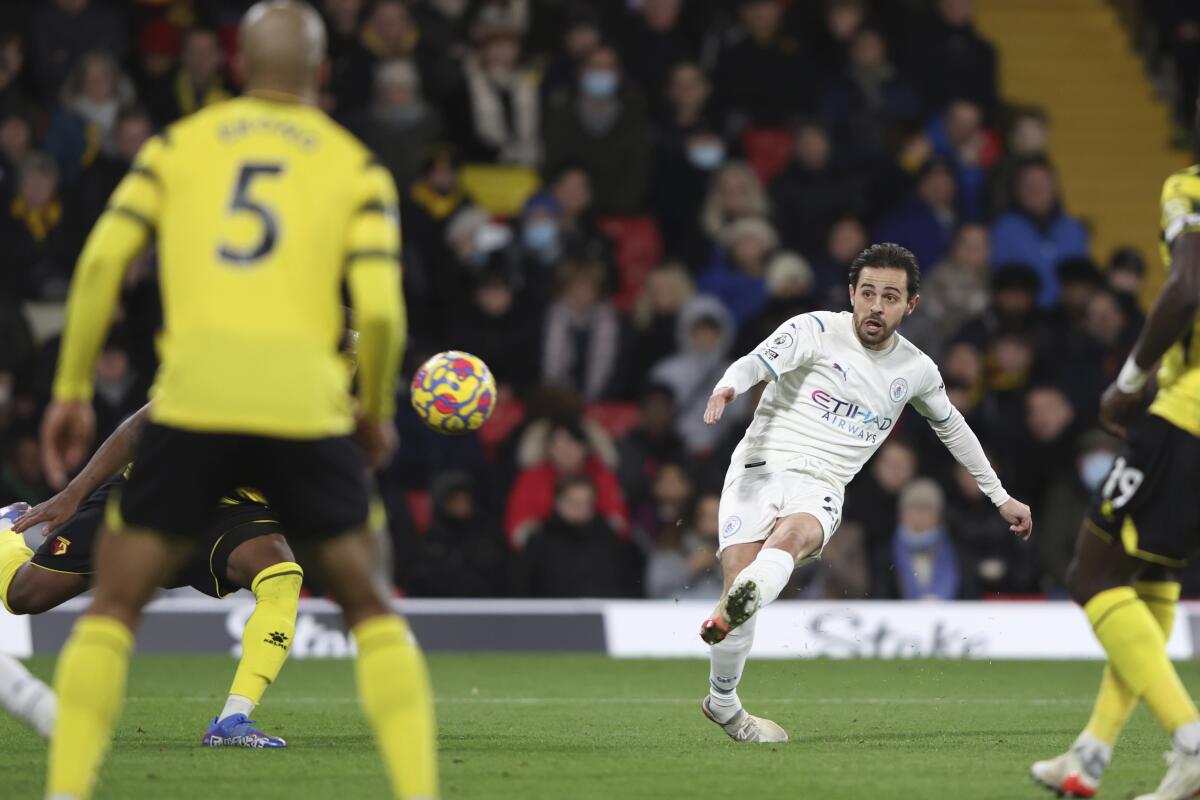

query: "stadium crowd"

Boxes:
[0, 0, 1186, 601]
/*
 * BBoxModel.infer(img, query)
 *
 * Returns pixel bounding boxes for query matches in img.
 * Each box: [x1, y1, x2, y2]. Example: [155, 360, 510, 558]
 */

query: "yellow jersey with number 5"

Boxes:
[1150, 165, 1200, 436]
[53, 95, 404, 438]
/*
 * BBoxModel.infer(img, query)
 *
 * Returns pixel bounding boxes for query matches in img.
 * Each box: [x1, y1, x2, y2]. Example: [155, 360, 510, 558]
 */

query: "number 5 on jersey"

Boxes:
[218, 161, 286, 266]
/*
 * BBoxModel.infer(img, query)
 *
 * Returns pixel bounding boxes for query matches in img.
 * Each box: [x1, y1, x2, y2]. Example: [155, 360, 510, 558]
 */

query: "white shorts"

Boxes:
[716, 468, 843, 557]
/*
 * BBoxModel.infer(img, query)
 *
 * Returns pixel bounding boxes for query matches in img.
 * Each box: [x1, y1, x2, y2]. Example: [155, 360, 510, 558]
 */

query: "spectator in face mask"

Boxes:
[349, 60, 442, 191]
[653, 62, 725, 258]
[518, 193, 564, 270]
[886, 479, 964, 600]
[543, 46, 651, 215]
[1038, 430, 1120, 593]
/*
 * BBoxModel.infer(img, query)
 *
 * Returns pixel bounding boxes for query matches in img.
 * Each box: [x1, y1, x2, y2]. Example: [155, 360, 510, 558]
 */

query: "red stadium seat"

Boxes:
[596, 216, 663, 312]
[405, 490, 432, 535]
[741, 127, 795, 184]
[585, 402, 641, 439]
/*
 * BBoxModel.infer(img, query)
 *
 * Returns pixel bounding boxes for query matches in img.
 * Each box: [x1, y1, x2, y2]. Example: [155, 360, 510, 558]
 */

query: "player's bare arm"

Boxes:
[704, 386, 737, 425]
[1101, 232, 1200, 437]
[19, 404, 151, 536]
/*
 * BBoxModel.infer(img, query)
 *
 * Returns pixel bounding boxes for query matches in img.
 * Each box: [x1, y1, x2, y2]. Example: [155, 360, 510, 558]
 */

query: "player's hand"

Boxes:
[998, 498, 1033, 541]
[12, 486, 84, 537]
[704, 387, 736, 426]
[355, 415, 398, 471]
[1099, 382, 1143, 439]
[40, 400, 95, 490]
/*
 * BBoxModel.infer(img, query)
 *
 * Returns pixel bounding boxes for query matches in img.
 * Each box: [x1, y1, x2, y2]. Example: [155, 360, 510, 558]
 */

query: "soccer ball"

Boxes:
[411, 351, 497, 434]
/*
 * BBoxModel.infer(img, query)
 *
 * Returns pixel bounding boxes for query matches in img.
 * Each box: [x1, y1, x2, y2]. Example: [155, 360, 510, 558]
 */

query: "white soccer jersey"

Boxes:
[715, 310, 1008, 506]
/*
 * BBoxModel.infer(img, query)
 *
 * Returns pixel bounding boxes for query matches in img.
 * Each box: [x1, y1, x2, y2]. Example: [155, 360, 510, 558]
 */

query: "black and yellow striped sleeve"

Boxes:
[343, 157, 405, 421]
[53, 137, 167, 402]
[1161, 169, 1200, 249]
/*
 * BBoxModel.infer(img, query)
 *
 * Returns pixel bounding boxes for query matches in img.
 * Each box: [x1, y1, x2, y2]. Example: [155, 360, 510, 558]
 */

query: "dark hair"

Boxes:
[554, 473, 595, 498]
[848, 242, 920, 297]
[548, 419, 588, 446]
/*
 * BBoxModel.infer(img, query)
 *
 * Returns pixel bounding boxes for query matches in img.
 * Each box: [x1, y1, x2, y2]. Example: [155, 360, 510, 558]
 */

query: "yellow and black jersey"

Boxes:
[1151, 165, 1200, 436]
[53, 95, 405, 438]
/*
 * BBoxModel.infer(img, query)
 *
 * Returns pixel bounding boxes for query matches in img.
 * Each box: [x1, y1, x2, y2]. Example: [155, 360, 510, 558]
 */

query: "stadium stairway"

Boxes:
[975, 0, 1190, 305]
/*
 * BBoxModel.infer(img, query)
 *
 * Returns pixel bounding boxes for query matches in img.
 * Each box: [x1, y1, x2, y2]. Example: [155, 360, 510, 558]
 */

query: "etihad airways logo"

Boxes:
[811, 389, 893, 443]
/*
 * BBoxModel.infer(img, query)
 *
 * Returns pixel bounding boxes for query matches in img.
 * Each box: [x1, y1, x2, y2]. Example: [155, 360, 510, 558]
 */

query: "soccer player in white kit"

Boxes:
[698, 243, 1034, 742]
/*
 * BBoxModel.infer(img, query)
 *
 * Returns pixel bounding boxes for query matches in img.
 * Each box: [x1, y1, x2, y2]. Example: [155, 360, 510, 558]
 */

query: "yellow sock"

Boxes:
[1085, 586, 1199, 734]
[353, 615, 438, 800]
[0, 530, 33, 614]
[227, 562, 303, 706]
[47, 615, 134, 799]
[1084, 581, 1181, 744]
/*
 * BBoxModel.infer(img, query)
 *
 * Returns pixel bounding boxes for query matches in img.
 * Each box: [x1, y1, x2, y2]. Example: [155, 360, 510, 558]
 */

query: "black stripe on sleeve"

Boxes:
[128, 165, 161, 186]
[356, 199, 400, 220]
[105, 205, 154, 233]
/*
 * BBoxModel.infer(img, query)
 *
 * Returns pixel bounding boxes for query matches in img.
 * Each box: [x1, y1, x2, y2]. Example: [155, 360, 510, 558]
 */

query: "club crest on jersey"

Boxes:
[890, 378, 909, 403]
[722, 516, 742, 539]
[771, 332, 794, 349]
[52, 536, 71, 556]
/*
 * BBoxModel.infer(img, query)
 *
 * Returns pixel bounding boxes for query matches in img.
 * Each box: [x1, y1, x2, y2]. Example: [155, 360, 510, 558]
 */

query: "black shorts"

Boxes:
[31, 476, 281, 598]
[1085, 414, 1200, 568]
[118, 422, 369, 542]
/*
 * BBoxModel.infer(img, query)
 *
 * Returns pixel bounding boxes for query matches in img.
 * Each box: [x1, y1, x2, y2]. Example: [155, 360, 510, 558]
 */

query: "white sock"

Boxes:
[734, 548, 795, 607]
[0, 653, 55, 738]
[1071, 731, 1112, 777]
[708, 615, 757, 723]
[217, 694, 255, 723]
[1174, 720, 1200, 755]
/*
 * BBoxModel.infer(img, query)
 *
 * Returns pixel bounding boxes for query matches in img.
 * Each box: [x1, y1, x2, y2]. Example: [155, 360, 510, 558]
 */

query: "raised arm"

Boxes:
[16, 403, 151, 536]
[704, 313, 826, 425]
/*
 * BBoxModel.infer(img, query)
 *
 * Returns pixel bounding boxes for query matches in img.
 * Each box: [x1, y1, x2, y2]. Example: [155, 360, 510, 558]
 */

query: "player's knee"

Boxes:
[772, 520, 823, 561]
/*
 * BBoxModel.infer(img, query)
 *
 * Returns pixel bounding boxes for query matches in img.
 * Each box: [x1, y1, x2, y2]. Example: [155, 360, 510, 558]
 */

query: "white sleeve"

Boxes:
[714, 313, 825, 395]
[911, 362, 1010, 507]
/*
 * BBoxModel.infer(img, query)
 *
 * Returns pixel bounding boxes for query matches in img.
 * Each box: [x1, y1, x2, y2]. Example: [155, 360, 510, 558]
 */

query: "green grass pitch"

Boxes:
[2, 654, 1197, 799]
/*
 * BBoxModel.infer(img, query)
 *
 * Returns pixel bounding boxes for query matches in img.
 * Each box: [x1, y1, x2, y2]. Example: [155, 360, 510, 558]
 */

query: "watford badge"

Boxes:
[52, 536, 71, 556]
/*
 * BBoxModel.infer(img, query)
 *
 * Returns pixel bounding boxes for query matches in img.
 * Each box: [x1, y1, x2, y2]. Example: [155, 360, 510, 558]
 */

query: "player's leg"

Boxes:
[305, 530, 437, 799]
[47, 525, 188, 800]
[0, 654, 55, 738]
[255, 435, 436, 799]
[202, 530, 302, 747]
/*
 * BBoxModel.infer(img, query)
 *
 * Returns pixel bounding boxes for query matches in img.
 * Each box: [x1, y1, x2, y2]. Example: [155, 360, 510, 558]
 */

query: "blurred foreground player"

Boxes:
[2, 402, 302, 748]
[1031, 100, 1200, 800]
[38, 2, 435, 799]
[699, 243, 1032, 742]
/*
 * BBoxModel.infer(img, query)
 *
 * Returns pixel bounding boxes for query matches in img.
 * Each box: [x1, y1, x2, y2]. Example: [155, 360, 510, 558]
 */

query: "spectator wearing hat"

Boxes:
[543, 45, 652, 214]
[887, 479, 964, 601]
[873, 157, 960, 269]
[712, 0, 815, 128]
[769, 119, 859, 258]
[990, 157, 1089, 308]
[650, 295, 745, 456]
[446, 8, 541, 166]
[348, 59, 442, 191]
[698, 215, 782, 326]
[31, 0, 127, 99]
[506, 419, 628, 550]
[541, 259, 625, 402]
